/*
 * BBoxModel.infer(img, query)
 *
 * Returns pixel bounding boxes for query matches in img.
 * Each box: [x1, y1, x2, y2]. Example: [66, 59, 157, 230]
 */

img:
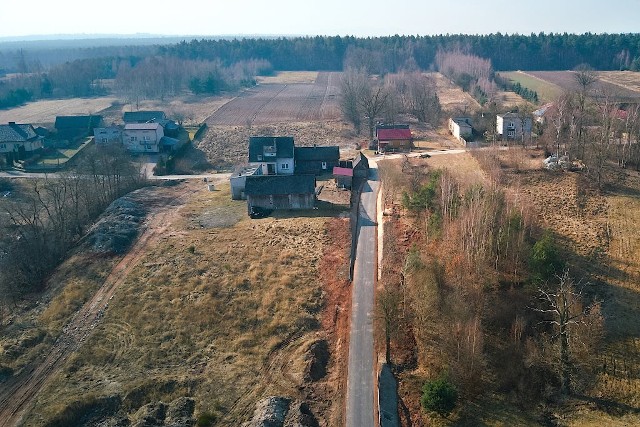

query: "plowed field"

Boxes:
[206, 72, 341, 126]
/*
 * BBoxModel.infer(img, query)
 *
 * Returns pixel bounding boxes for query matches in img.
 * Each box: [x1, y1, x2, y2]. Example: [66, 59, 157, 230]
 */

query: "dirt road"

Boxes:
[0, 181, 210, 426]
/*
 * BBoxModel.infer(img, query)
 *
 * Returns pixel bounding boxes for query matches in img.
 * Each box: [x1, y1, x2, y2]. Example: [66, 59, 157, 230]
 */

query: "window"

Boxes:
[281, 163, 289, 170]
[145, 144, 151, 150]
[131, 136, 137, 142]
[321, 161, 327, 169]
[257, 155, 262, 161]
[102, 138, 108, 143]
[144, 135, 150, 141]
[507, 130, 515, 138]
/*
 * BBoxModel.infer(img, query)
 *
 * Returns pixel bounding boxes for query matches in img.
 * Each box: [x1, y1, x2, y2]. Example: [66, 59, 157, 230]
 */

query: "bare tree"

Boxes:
[339, 68, 367, 134]
[359, 79, 389, 139]
[534, 270, 603, 395]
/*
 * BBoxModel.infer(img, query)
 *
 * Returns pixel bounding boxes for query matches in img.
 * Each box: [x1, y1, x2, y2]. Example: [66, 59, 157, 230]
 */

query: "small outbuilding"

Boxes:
[294, 145, 340, 175]
[245, 174, 316, 211]
[55, 115, 103, 141]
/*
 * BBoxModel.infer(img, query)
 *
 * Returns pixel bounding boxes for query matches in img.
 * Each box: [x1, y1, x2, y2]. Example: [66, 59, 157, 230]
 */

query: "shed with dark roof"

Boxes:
[54, 115, 102, 141]
[294, 145, 340, 174]
[245, 174, 316, 211]
[123, 111, 166, 124]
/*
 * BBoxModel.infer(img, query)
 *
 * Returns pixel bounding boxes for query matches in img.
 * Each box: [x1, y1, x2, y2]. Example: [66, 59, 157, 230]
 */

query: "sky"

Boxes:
[1, 0, 639, 39]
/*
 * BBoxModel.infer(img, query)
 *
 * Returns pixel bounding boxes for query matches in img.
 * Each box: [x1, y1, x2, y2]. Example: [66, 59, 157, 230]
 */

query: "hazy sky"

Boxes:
[1, 0, 639, 38]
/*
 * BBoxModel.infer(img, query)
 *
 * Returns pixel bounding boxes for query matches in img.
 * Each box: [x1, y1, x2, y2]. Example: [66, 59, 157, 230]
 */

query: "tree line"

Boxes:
[340, 69, 441, 137]
[378, 162, 603, 420]
[0, 145, 145, 321]
[2, 33, 639, 109]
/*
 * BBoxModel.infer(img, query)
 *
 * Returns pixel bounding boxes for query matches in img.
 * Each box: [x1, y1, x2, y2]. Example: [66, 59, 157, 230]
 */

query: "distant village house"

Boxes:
[448, 117, 473, 143]
[496, 112, 532, 141]
[0, 122, 44, 164]
[376, 124, 412, 152]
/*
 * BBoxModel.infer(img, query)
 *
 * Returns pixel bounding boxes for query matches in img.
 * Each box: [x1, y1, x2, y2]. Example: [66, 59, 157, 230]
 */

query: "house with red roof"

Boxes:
[376, 124, 412, 152]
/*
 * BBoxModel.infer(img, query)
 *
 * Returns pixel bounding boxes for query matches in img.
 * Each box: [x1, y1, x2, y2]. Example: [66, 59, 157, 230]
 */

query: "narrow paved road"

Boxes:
[346, 162, 379, 427]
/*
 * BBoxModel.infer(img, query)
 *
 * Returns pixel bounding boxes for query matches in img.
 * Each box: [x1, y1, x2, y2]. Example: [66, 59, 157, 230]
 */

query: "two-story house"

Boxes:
[496, 112, 532, 141]
[123, 123, 164, 153]
[0, 122, 44, 163]
[248, 136, 295, 175]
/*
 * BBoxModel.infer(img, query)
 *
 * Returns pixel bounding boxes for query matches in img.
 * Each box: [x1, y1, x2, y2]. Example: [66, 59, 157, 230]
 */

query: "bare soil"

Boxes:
[205, 72, 341, 126]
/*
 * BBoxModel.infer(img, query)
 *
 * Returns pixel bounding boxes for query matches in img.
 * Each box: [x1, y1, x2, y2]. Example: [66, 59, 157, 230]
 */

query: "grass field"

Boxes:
[427, 72, 481, 113]
[0, 97, 118, 125]
[499, 71, 564, 102]
[36, 137, 92, 167]
[256, 71, 319, 84]
[20, 182, 348, 426]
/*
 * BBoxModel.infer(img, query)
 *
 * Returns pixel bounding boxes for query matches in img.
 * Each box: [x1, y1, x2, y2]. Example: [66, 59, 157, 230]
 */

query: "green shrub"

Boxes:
[421, 376, 458, 417]
[196, 411, 217, 427]
[530, 230, 564, 283]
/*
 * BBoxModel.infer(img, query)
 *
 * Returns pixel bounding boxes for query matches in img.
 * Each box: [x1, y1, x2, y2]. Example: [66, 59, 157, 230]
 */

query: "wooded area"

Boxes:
[2, 33, 640, 109]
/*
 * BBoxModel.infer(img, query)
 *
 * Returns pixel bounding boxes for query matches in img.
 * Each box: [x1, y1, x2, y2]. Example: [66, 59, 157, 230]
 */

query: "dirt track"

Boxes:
[0, 181, 206, 427]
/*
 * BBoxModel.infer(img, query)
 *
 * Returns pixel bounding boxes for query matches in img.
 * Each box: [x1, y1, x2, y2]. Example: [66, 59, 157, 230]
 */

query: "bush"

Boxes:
[421, 376, 458, 417]
[530, 230, 564, 283]
[196, 411, 217, 426]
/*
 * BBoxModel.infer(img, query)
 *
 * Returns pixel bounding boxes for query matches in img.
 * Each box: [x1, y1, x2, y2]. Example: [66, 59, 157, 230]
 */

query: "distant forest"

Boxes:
[1, 33, 640, 109]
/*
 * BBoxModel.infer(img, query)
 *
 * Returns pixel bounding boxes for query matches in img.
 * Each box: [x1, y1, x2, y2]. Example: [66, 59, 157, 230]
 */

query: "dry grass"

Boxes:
[598, 71, 640, 93]
[256, 71, 319, 84]
[496, 90, 528, 108]
[25, 183, 343, 426]
[0, 97, 118, 125]
[427, 72, 481, 114]
[117, 95, 234, 126]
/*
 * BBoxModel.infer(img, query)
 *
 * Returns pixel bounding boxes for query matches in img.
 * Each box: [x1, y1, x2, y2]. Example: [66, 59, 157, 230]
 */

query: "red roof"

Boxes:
[377, 128, 412, 141]
[333, 166, 353, 177]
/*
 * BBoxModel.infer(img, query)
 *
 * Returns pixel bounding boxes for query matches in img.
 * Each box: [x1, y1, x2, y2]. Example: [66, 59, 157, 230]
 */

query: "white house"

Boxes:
[123, 123, 164, 153]
[448, 117, 473, 142]
[496, 112, 532, 140]
[248, 136, 295, 175]
[93, 126, 122, 145]
[0, 122, 43, 162]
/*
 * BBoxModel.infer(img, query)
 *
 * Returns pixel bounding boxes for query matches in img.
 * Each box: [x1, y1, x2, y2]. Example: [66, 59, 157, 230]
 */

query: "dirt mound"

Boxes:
[244, 397, 319, 427]
[304, 339, 330, 382]
[87, 193, 147, 254]
[129, 397, 196, 427]
[244, 396, 291, 427]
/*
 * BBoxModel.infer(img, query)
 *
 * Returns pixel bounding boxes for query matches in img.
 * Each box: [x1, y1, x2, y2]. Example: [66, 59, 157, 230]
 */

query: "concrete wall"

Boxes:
[248, 193, 315, 210]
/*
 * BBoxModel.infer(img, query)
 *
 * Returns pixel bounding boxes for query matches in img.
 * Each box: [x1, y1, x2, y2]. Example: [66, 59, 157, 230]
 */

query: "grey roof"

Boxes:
[294, 146, 340, 161]
[55, 115, 102, 129]
[353, 152, 369, 169]
[248, 136, 294, 162]
[123, 111, 166, 123]
[160, 136, 180, 146]
[245, 174, 316, 196]
[0, 123, 39, 143]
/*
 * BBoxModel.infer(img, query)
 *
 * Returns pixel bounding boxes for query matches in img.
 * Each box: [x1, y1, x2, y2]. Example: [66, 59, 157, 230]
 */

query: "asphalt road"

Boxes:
[346, 164, 379, 427]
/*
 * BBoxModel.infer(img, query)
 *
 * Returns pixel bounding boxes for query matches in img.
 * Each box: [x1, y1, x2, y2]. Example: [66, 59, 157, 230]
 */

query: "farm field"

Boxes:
[499, 71, 565, 102]
[206, 71, 341, 126]
[256, 71, 319, 84]
[598, 71, 640, 93]
[0, 97, 118, 125]
[526, 71, 640, 102]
